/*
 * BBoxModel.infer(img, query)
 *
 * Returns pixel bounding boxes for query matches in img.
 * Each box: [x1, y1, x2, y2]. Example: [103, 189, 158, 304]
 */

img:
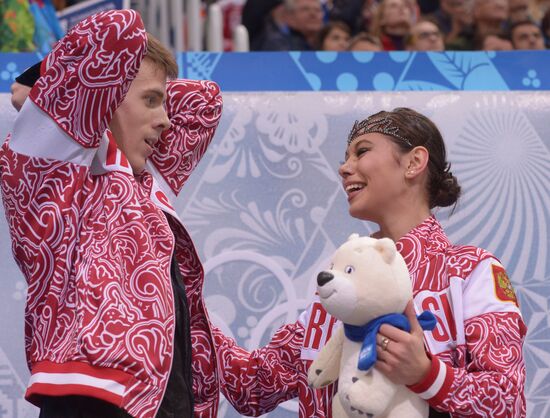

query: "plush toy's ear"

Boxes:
[347, 233, 360, 242]
[374, 238, 397, 264]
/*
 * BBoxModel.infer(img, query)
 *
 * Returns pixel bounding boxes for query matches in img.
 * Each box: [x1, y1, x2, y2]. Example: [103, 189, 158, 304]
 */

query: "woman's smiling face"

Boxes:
[339, 133, 409, 222]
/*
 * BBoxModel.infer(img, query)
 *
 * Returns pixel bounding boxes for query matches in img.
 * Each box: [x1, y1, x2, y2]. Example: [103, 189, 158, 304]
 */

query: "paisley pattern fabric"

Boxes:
[0, 10, 223, 418]
[215, 216, 526, 418]
[151, 79, 223, 195]
[401, 216, 526, 417]
[31, 10, 146, 149]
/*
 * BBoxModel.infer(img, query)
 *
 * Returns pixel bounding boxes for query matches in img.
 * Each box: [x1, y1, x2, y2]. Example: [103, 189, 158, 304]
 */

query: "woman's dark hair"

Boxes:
[316, 20, 351, 50]
[350, 107, 461, 208]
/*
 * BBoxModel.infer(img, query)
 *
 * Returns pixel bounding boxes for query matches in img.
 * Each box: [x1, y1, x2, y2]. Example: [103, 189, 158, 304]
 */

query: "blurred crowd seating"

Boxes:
[1, 0, 548, 53]
[242, 0, 548, 51]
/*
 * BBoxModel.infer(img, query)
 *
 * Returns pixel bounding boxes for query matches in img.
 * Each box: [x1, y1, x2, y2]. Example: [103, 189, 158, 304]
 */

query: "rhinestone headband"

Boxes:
[347, 116, 412, 147]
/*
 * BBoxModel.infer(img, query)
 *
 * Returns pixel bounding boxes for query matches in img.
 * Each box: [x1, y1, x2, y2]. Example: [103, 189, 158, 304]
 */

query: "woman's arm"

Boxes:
[409, 259, 527, 417]
[213, 321, 304, 416]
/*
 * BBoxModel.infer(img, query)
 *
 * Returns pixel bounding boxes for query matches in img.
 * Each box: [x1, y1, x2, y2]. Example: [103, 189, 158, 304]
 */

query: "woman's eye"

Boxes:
[356, 147, 369, 156]
[344, 265, 355, 274]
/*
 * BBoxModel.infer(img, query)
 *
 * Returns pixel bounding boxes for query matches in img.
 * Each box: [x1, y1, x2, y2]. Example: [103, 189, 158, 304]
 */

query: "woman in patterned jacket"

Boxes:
[214, 108, 527, 418]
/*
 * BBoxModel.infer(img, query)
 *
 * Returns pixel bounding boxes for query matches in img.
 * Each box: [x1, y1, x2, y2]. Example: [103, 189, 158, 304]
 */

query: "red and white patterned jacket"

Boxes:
[215, 216, 527, 417]
[0, 10, 223, 418]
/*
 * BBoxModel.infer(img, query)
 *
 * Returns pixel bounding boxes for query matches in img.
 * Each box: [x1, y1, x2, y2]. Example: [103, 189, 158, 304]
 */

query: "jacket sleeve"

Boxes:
[212, 321, 304, 416]
[409, 258, 527, 417]
[0, 10, 146, 279]
[150, 79, 223, 195]
[30, 10, 146, 149]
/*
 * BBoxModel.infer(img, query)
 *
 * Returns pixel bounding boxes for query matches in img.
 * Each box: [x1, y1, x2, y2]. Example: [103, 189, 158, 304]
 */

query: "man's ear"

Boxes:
[405, 146, 429, 179]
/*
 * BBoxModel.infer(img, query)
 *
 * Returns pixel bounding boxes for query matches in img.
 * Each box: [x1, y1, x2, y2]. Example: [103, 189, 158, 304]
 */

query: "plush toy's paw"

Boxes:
[341, 378, 389, 418]
[341, 392, 375, 418]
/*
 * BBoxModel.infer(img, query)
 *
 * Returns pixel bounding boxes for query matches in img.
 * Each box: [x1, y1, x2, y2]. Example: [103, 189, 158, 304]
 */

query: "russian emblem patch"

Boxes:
[492, 264, 519, 307]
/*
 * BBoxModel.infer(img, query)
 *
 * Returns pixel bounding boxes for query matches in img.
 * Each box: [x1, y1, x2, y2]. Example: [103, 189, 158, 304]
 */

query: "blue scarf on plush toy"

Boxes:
[344, 311, 437, 371]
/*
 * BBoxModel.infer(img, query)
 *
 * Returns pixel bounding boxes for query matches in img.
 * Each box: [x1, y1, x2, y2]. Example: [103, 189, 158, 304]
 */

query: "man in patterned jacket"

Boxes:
[0, 10, 224, 418]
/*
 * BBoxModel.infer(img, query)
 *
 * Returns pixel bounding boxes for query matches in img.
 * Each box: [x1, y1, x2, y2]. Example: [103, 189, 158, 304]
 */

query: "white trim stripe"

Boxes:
[146, 161, 181, 222]
[417, 360, 446, 400]
[10, 100, 96, 166]
[28, 372, 126, 396]
[145, 160, 177, 202]
[90, 131, 133, 176]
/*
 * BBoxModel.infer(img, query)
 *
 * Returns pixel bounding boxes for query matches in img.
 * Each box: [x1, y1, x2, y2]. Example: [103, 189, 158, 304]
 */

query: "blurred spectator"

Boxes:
[446, 0, 509, 49]
[285, 0, 324, 49]
[404, 0, 422, 22]
[242, 0, 323, 51]
[317, 20, 351, 49]
[256, 0, 323, 50]
[474, 0, 509, 33]
[510, 19, 546, 48]
[509, 0, 532, 23]
[328, 0, 385, 36]
[542, 7, 550, 46]
[431, 0, 474, 41]
[329, 0, 365, 34]
[530, 0, 550, 21]
[482, 33, 514, 49]
[360, 0, 380, 33]
[348, 31, 382, 50]
[357, 0, 380, 34]
[406, 18, 445, 50]
[0, 0, 35, 51]
[371, 0, 414, 50]
[242, 0, 285, 50]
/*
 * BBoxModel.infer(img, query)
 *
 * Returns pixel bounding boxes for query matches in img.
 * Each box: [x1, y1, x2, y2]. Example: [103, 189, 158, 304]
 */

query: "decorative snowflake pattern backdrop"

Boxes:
[1, 51, 549, 417]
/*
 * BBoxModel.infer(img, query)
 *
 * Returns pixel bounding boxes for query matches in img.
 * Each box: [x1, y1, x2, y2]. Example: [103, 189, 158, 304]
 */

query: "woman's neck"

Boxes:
[373, 206, 431, 242]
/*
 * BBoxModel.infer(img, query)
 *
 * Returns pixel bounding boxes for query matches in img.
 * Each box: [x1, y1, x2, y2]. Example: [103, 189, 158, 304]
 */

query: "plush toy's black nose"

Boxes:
[317, 271, 334, 287]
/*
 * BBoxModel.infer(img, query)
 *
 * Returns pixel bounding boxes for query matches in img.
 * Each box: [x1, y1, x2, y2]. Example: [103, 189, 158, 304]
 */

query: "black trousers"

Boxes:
[39, 395, 132, 418]
[430, 408, 451, 418]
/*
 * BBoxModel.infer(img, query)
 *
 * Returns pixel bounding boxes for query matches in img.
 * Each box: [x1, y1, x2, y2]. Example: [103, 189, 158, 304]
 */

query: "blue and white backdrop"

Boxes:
[1, 51, 549, 417]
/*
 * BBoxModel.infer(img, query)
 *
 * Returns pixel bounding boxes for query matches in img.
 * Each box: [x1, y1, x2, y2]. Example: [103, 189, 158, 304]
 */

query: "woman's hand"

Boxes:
[375, 300, 432, 386]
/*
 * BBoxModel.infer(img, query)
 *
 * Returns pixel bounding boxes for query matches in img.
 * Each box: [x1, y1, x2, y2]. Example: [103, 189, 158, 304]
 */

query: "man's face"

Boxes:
[287, 0, 323, 35]
[109, 59, 170, 174]
[508, 0, 530, 22]
[512, 23, 545, 49]
[474, 0, 509, 23]
[409, 21, 445, 51]
[381, 0, 412, 28]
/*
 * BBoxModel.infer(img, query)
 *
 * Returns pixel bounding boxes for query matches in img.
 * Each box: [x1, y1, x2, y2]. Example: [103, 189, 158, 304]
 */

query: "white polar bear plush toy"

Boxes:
[307, 234, 435, 418]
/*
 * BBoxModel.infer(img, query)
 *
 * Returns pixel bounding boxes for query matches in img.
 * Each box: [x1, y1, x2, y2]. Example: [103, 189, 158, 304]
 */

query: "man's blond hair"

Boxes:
[145, 33, 178, 79]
